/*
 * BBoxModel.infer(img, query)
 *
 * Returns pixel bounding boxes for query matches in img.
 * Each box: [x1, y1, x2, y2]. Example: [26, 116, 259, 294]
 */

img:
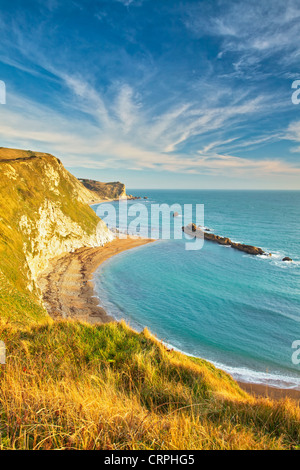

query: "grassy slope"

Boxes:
[0, 272, 46, 326]
[0, 148, 299, 450]
[0, 319, 299, 450]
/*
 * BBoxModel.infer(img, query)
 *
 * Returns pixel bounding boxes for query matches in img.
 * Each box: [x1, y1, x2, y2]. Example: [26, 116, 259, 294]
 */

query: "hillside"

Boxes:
[1, 318, 300, 450]
[78, 178, 127, 201]
[0, 147, 299, 450]
[0, 148, 113, 323]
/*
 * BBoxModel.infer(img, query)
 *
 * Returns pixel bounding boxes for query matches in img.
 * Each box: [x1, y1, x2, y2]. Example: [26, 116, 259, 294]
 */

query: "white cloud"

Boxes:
[114, 84, 142, 134]
[1, 84, 299, 180]
[285, 121, 300, 153]
[184, 0, 300, 73]
[114, 0, 143, 6]
[0, 2, 299, 187]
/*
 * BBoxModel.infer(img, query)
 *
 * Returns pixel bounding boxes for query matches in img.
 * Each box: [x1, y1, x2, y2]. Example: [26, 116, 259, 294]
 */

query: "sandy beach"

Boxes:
[38, 236, 300, 403]
[38, 237, 154, 325]
[238, 381, 300, 402]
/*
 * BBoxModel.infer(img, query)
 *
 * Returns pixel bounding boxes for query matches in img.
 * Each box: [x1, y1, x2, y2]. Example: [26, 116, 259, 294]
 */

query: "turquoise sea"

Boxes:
[92, 190, 300, 389]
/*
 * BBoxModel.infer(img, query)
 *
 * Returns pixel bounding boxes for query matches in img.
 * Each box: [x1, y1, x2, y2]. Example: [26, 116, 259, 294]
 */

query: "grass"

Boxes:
[0, 271, 47, 326]
[0, 318, 299, 450]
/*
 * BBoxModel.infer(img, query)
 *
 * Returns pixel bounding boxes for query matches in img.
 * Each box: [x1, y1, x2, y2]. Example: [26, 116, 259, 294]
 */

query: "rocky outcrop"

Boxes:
[127, 195, 142, 200]
[230, 242, 265, 256]
[282, 257, 292, 262]
[182, 224, 267, 256]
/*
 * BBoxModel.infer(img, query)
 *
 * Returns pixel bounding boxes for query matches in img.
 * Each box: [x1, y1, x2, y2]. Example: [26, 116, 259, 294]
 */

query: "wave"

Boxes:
[93, 277, 300, 391]
[254, 250, 300, 269]
[212, 362, 300, 390]
[158, 340, 300, 390]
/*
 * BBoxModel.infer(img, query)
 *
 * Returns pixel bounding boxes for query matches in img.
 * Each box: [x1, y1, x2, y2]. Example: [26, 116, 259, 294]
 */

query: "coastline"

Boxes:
[88, 195, 142, 205]
[238, 381, 300, 402]
[38, 236, 300, 403]
[88, 197, 125, 205]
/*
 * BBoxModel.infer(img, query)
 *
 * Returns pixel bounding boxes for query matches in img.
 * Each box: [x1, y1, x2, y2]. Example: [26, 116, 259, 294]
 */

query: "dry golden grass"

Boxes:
[0, 318, 299, 450]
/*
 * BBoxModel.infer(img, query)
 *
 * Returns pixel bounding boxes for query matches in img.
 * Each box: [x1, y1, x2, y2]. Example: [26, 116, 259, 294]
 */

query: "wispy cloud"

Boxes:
[114, 0, 145, 6]
[285, 121, 300, 153]
[184, 0, 300, 76]
[0, 0, 299, 187]
[1, 81, 299, 180]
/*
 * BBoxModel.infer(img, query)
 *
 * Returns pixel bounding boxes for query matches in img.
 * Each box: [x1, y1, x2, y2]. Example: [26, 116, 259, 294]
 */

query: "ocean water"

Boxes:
[92, 190, 300, 389]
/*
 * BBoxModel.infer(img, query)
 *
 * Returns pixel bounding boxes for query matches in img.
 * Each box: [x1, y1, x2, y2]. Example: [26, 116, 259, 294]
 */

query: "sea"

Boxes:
[91, 190, 300, 389]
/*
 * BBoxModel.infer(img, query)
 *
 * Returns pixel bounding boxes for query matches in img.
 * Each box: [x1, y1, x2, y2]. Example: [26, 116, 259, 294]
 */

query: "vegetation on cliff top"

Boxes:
[78, 178, 126, 201]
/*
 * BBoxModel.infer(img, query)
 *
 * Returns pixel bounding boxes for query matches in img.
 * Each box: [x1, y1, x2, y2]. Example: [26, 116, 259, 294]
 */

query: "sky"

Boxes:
[0, 0, 300, 189]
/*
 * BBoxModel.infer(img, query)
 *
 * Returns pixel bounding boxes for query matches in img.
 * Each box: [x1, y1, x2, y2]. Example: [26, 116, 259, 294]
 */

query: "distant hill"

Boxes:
[78, 178, 127, 201]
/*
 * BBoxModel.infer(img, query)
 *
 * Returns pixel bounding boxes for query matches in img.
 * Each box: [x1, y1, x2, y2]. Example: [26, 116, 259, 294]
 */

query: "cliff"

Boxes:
[78, 178, 127, 201]
[0, 148, 113, 318]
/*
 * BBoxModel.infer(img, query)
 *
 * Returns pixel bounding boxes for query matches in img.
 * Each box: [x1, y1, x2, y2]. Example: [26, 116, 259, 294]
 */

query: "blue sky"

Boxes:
[0, 0, 300, 189]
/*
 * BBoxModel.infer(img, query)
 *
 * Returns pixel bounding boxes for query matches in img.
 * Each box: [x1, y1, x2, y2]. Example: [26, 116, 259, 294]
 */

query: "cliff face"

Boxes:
[78, 178, 127, 201]
[0, 148, 113, 301]
[18, 200, 112, 285]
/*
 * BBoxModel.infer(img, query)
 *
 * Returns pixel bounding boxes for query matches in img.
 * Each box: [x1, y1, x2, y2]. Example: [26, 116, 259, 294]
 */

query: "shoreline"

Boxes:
[38, 236, 300, 403]
[238, 381, 300, 402]
[88, 195, 143, 206]
[88, 197, 126, 205]
[38, 237, 154, 324]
